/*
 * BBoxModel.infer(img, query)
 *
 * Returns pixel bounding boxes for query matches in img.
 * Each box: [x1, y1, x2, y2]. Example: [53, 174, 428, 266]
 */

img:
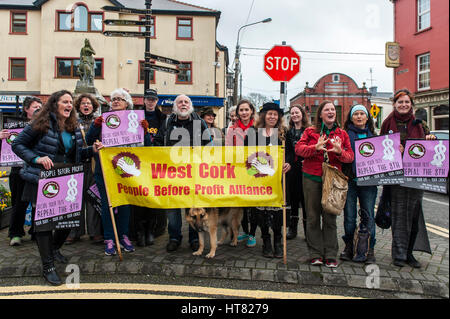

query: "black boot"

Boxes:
[365, 248, 376, 264]
[262, 236, 273, 258]
[286, 217, 298, 240]
[43, 266, 62, 286]
[407, 254, 421, 268]
[136, 231, 146, 247]
[53, 249, 68, 264]
[273, 235, 283, 258]
[339, 241, 353, 261]
[145, 231, 154, 246]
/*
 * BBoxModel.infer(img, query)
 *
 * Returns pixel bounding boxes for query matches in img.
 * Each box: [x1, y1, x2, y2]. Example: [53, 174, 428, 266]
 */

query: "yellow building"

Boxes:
[0, 0, 229, 127]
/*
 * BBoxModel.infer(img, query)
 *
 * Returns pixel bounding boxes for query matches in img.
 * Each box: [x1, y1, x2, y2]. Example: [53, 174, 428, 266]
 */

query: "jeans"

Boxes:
[343, 179, 378, 249]
[166, 209, 198, 244]
[95, 173, 130, 241]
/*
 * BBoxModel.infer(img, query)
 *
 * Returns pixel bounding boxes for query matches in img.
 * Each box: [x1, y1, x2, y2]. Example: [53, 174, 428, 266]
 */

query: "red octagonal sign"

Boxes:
[264, 45, 300, 82]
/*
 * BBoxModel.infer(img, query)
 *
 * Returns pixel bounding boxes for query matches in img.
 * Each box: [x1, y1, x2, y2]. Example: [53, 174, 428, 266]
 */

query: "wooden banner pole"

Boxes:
[282, 140, 287, 265]
[98, 146, 123, 261]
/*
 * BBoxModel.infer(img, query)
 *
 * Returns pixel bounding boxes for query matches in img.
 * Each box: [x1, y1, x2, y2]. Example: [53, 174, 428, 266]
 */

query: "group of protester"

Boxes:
[0, 87, 435, 286]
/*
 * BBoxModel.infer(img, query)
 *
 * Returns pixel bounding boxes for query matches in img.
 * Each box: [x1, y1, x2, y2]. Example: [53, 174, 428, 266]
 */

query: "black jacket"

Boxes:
[153, 112, 212, 146]
[144, 107, 166, 146]
[12, 113, 92, 184]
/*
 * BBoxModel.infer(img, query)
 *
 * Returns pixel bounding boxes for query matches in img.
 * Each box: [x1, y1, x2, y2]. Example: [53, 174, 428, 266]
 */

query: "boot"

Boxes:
[365, 248, 376, 264]
[43, 266, 62, 286]
[286, 217, 298, 240]
[145, 230, 155, 246]
[136, 231, 146, 247]
[273, 235, 283, 258]
[407, 254, 421, 268]
[53, 249, 68, 264]
[406, 230, 420, 268]
[262, 236, 273, 258]
[339, 241, 353, 261]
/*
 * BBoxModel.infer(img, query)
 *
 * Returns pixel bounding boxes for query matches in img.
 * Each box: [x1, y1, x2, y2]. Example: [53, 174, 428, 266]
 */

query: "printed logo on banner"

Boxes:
[359, 142, 375, 157]
[106, 114, 121, 129]
[408, 143, 426, 159]
[6, 132, 18, 145]
[112, 152, 142, 177]
[246, 152, 275, 177]
[42, 181, 60, 198]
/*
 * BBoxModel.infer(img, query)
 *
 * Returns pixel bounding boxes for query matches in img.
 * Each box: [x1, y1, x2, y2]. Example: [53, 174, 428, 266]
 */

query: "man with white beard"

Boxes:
[153, 94, 212, 252]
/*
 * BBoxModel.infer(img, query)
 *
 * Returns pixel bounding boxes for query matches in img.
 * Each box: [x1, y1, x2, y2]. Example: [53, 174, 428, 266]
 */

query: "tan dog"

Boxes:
[186, 207, 243, 258]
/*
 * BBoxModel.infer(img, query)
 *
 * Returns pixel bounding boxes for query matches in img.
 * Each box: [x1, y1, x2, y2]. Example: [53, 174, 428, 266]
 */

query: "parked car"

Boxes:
[430, 130, 449, 194]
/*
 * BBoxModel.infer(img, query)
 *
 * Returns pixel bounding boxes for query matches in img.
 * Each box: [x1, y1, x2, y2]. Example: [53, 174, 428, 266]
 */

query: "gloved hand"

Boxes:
[94, 116, 104, 127]
[141, 120, 149, 130]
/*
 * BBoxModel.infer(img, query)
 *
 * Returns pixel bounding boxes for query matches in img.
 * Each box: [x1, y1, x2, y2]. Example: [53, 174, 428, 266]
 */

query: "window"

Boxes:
[176, 62, 192, 84]
[417, 0, 430, 31]
[9, 58, 26, 80]
[56, 58, 103, 79]
[433, 105, 449, 130]
[139, 16, 155, 37]
[57, 4, 103, 32]
[417, 53, 430, 90]
[332, 74, 340, 83]
[139, 61, 155, 84]
[10, 11, 27, 34]
[177, 17, 193, 39]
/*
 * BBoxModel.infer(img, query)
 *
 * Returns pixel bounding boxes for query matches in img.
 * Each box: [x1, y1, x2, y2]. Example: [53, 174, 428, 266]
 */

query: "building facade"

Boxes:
[391, 0, 449, 130]
[289, 73, 371, 125]
[0, 0, 229, 127]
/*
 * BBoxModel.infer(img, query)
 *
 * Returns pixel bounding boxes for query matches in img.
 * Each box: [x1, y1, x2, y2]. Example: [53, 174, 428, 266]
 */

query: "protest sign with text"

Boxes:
[356, 133, 404, 186]
[101, 109, 145, 147]
[401, 139, 449, 193]
[100, 146, 284, 209]
[34, 164, 84, 232]
[0, 119, 27, 167]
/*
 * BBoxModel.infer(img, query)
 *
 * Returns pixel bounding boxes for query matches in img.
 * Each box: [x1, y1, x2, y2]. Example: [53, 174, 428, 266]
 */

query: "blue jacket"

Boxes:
[12, 113, 92, 184]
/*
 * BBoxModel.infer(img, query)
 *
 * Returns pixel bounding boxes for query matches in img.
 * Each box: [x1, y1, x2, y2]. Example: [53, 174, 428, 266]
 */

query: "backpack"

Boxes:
[353, 208, 371, 262]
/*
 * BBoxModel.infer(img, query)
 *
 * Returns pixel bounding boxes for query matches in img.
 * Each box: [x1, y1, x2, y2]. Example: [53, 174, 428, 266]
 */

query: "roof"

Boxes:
[0, 0, 221, 17]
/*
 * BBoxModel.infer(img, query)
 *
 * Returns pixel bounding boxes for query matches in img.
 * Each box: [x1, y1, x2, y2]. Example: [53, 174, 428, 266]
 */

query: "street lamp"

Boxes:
[233, 18, 272, 105]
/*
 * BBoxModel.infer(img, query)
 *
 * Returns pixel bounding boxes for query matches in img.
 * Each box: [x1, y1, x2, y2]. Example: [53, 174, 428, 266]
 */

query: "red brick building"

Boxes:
[289, 73, 370, 125]
[391, 0, 449, 130]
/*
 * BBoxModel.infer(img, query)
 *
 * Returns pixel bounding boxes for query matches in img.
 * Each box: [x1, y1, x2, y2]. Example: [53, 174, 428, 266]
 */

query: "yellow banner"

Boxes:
[99, 146, 284, 209]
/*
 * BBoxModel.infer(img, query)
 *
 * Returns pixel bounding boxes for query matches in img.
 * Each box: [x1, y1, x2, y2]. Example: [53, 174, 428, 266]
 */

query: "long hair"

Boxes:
[255, 110, 287, 140]
[313, 100, 338, 133]
[32, 90, 78, 133]
[343, 104, 375, 134]
[288, 104, 310, 130]
[74, 93, 99, 115]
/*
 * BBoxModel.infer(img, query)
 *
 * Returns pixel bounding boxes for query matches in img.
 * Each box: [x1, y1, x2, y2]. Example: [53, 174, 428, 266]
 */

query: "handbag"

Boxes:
[375, 186, 392, 229]
[321, 161, 349, 215]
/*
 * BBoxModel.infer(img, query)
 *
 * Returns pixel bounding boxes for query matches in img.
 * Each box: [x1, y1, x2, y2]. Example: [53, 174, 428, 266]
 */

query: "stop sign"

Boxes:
[264, 45, 300, 82]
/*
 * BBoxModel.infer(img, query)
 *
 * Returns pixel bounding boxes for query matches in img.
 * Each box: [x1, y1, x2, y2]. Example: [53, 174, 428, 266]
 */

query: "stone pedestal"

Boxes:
[74, 81, 108, 114]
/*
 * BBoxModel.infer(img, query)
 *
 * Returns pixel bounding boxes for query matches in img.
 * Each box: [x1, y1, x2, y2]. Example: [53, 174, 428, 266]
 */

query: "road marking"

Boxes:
[426, 223, 449, 233]
[423, 197, 449, 206]
[0, 283, 362, 299]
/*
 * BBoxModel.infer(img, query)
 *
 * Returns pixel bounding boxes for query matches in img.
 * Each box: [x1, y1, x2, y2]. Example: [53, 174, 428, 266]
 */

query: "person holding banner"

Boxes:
[285, 105, 309, 241]
[153, 94, 212, 253]
[65, 93, 103, 245]
[2, 96, 42, 246]
[380, 89, 435, 268]
[86, 88, 143, 256]
[245, 102, 292, 258]
[296, 100, 354, 268]
[201, 107, 224, 145]
[225, 99, 258, 248]
[12, 90, 103, 285]
[340, 104, 377, 263]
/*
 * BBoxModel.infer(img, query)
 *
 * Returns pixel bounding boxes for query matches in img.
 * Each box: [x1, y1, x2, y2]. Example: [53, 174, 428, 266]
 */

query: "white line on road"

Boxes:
[423, 197, 449, 206]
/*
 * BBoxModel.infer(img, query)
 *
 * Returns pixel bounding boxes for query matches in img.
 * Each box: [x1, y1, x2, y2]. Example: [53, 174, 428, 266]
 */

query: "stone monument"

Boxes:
[74, 39, 108, 109]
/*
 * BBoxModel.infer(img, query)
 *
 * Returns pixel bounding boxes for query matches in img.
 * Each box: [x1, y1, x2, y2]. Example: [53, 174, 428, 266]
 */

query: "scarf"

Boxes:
[346, 123, 373, 175]
[380, 109, 425, 142]
[236, 118, 254, 131]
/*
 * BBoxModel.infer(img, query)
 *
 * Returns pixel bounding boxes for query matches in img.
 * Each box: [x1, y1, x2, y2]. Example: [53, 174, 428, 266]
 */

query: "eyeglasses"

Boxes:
[111, 97, 126, 102]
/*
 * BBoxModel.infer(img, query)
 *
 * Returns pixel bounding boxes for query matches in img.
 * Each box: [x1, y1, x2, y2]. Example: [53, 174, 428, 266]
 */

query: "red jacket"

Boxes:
[295, 126, 354, 176]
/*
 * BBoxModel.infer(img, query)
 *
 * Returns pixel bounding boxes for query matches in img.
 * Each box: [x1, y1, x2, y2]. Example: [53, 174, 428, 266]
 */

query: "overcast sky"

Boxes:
[183, 0, 394, 101]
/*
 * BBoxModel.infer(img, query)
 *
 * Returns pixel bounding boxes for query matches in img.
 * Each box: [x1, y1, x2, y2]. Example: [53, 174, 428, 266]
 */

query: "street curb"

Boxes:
[0, 260, 448, 298]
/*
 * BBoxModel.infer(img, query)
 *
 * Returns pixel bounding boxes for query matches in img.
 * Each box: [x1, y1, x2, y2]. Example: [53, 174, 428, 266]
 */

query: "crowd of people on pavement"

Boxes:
[0, 87, 436, 285]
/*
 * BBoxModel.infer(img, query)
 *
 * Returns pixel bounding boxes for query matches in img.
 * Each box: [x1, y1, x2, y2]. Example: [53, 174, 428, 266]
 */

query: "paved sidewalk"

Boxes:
[0, 212, 448, 298]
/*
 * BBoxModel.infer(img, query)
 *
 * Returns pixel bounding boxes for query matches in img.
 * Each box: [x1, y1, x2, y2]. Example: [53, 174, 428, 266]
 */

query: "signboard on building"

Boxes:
[385, 42, 400, 68]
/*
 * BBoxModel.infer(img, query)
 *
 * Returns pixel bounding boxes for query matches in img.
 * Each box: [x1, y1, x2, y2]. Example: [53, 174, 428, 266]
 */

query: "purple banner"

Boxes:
[86, 183, 102, 214]
[35, 165, 84, 231]
[0, 128, 23, 167]
[102, 110, 145, 147]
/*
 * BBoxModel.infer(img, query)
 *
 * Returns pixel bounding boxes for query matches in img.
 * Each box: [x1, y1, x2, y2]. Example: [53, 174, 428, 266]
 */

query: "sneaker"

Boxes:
[325, 258, 338, 268]
[104, 240, 117, 256]
[310, 257, 323, 266]
[237, 233, 249, 242]
[120, 235, 135, 252]
[10, 237, 22, 246]
[246, 235, 256, 247]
